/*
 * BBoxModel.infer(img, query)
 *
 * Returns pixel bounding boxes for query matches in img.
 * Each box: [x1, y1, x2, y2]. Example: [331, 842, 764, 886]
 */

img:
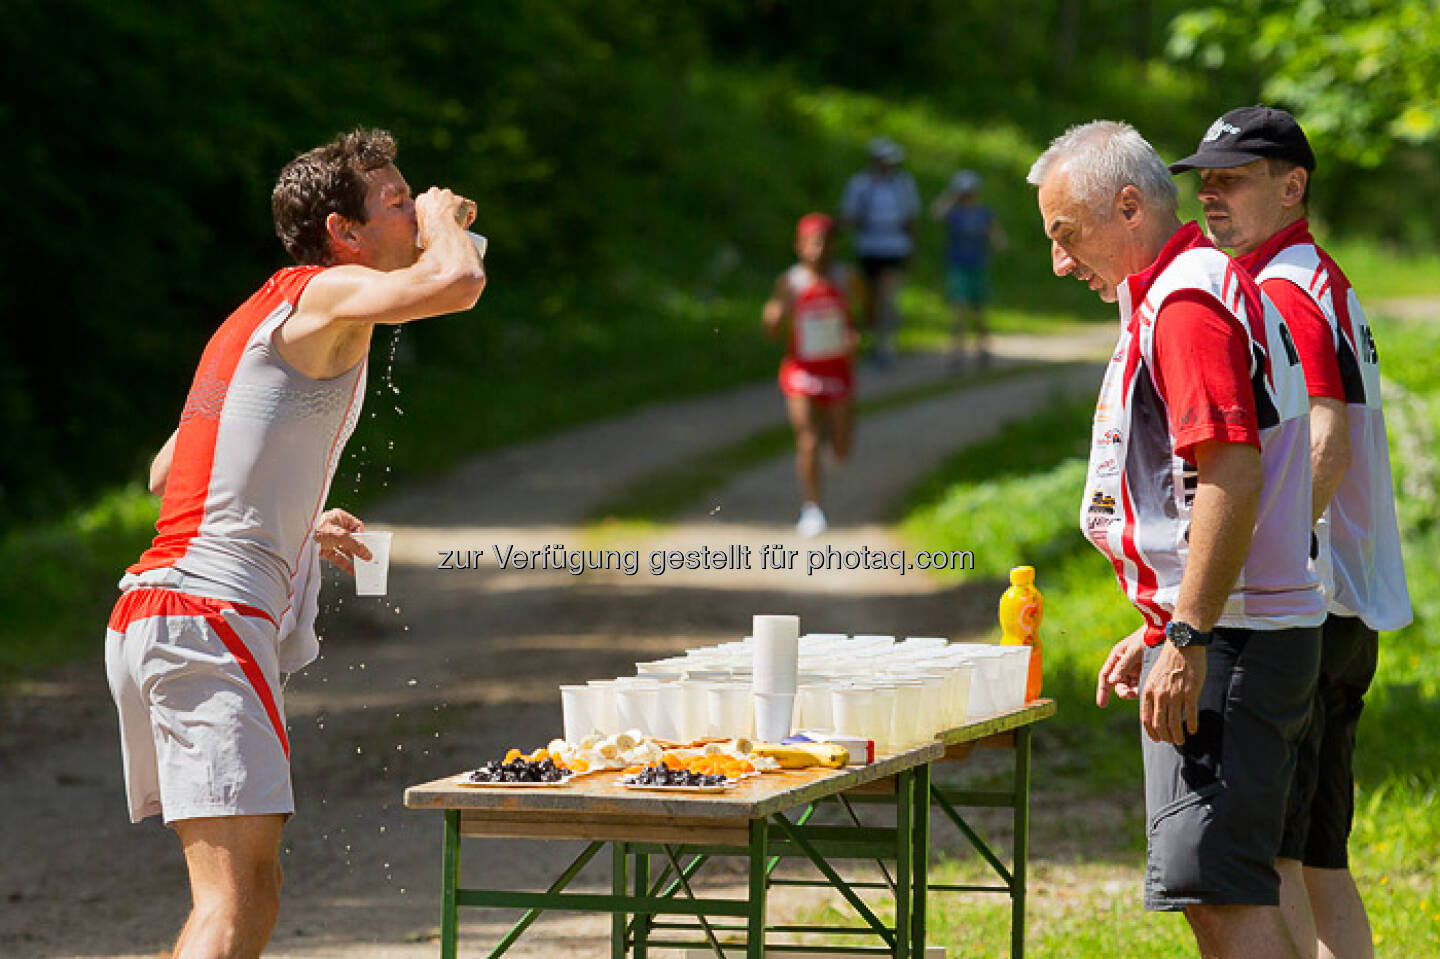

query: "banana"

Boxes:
[752, 741, 849, 769]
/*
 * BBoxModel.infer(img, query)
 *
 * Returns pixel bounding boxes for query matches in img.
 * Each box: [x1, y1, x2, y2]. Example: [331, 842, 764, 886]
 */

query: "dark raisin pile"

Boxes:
[468, 758, 572, 783]
[624, 764, 730, 787]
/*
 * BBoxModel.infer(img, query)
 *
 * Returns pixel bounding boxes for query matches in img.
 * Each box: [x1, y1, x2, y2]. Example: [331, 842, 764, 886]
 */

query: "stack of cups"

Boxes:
[752, 614, 799, 742]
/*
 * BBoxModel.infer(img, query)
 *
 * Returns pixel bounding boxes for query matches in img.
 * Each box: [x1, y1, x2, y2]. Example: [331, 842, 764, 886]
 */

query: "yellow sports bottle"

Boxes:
[998, 565, 1044, 700]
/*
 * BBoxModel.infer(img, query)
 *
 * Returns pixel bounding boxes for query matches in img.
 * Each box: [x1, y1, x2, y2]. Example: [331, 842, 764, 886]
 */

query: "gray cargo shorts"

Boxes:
[1140, 625, 1320, 911]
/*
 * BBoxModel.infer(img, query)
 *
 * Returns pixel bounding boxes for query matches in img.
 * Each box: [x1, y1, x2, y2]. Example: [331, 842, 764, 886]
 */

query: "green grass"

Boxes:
[0, 486, 159, 685]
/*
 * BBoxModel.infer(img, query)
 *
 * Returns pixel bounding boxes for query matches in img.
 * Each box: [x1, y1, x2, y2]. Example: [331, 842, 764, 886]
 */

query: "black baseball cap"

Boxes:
[1169, 105, 1316, 174]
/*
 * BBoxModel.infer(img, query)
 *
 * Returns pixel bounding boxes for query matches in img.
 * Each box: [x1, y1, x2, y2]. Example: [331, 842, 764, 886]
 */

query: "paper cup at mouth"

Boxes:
[352, 531, 393, 596]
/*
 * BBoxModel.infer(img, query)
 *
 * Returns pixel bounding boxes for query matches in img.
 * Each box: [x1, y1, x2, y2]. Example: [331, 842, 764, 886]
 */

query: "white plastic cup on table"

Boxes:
[754, 691, 796, 742]
[679, 681, 709, 743]
[797, 683, 835, 733]
[615, 683, 662, 738]
[868, 684, 899, 753]
[830, 685, 875, 742]
[753, 614, 800, 693]
[998, 646, 1033, 710]
[888, 681, 925, 748]
[585, 679, 621, 735]
[654, 683, 686, 741]
[352, 530, 393, 596]
[706, 683, 754, 739]
[559, 685, 599, 744]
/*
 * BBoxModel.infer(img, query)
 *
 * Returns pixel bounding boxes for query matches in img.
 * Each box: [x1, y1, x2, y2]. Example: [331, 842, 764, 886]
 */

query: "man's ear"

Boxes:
[324, 211, 362, 261]
[1282, 167, 1308, 210]
[1117, 185, 1144, 228]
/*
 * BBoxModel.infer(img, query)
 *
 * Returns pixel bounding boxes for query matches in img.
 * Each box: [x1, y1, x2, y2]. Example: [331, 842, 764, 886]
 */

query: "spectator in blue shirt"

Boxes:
[932, 170, 1006, 371]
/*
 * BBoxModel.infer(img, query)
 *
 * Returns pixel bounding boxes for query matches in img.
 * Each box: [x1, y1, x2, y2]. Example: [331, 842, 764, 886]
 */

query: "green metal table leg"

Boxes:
[913, 761, 931, 953]
[1012, 725, 1032, 959]
[896, 769, 913, 959]
[612, 842, 629, 959]
[634, 846, 651, 959]
[441, 810, 460, 959]
[488, 842, 604, 958]
[747, 817, 769, 959]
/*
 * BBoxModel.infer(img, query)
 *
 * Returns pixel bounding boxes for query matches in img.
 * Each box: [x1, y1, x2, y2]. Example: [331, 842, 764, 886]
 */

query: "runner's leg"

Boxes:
[826, 399, 853, 462]
[785, 394, 822, 506]
[173, 813, 286, 959]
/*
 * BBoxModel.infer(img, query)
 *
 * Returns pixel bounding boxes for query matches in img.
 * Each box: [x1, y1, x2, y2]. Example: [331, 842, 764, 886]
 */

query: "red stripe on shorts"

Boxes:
[108, 588, 288, 757]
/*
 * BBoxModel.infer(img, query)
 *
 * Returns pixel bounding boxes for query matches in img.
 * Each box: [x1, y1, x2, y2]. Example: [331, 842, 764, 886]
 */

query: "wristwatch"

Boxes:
[1164, 619, 1214, 649]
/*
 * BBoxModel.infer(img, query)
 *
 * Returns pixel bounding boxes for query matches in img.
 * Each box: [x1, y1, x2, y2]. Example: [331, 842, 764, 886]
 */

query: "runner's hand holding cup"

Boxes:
[416, 188, 485, 258]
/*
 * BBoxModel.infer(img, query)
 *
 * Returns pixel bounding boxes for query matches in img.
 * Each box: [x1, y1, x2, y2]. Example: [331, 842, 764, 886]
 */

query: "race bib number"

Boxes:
[797, 308, 846, 360]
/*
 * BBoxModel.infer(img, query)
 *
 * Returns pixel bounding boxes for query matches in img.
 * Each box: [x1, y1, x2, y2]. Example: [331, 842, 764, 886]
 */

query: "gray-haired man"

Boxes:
[1028, 120, 1325, 958]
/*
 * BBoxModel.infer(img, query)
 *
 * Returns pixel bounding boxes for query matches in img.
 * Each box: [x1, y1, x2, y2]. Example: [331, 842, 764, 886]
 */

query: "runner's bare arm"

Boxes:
[761, 274, 790, 338]
[295, 189, 484, 330]
[150, 428, 178, 497]
[278, 188, 485, 378]
[1308, 396, 1351, 522]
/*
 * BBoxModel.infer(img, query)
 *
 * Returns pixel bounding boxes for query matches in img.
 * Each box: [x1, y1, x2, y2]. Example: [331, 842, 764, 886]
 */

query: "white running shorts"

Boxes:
[105, 587, 293, 824]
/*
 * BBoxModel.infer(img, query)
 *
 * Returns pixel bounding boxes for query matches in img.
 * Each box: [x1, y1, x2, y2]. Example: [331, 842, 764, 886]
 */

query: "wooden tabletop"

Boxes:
[936, 699, 1056, 746]
[404, 740, 944, 821]
[403, 700, 1056, 823]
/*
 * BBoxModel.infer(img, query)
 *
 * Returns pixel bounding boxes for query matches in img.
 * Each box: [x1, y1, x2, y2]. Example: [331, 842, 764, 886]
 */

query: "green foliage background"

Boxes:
[5, 0, 1439, 533]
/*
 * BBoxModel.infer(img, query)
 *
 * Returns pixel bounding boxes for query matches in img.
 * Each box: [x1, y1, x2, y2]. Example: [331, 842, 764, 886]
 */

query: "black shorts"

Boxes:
[858, 255, 908, 281]
[1278, 613, 1379, 868]
[1140, 625, 1320, 911]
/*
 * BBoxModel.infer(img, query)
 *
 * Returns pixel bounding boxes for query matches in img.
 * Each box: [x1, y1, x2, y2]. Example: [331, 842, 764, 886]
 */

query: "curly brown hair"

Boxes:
[271, 128, 398, 265]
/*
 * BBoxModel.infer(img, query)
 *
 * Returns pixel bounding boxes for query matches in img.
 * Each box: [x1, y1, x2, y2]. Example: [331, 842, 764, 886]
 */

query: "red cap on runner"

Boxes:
[796, 213, 833, 239]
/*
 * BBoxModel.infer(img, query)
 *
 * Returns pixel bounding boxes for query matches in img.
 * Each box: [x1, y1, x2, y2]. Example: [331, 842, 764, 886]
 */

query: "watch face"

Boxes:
[1167, 621, 1195, 646]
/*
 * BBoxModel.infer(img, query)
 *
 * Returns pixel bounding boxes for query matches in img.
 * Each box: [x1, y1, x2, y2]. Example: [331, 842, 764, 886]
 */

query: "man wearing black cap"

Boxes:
[1172, 105, 1412, 959]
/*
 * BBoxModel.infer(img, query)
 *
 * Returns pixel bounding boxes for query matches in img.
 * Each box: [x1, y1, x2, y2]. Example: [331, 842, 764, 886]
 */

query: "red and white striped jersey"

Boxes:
[127, 266, 367, 671]
[1083, 223, 1325, 638]
[786, 263, 852, 363]
[1241, 222, 1411, 631]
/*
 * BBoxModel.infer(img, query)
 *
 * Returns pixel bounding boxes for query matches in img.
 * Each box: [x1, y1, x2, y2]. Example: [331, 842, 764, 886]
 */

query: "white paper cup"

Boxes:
[585, 679, 621, 735]
[352, 531, 393, 596]
[706, 683, 754, 739]
[654, 683, 686, 742]
[680, 681, 709, 743]
[754, 691, 796, 742]
[560, 684, 598, 743]
[797, 684, 835, 733]
[753, 614, 800, 694]
[831, 685, 875, 742]
[615, 683, 662, 737]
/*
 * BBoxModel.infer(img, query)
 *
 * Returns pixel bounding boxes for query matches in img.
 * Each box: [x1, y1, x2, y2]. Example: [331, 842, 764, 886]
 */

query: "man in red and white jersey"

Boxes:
[763, 213, 857, 537]
[105, 128, 484, 959]
[1028, 120, 1325, 959]
[1173, 105, 1412, 959]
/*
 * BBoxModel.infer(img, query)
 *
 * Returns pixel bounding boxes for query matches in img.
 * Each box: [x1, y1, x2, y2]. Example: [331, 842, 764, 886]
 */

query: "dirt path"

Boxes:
[0, 329, 1138, 959]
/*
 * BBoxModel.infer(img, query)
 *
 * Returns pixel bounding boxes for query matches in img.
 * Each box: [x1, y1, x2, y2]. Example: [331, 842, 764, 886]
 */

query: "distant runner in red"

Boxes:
[105, 128, 485, 959]
[762, 213, 857, 537]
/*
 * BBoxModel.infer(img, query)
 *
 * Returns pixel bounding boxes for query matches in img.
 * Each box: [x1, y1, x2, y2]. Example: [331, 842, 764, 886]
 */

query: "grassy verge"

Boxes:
[0, 486, 159, 685]
[882, 308, 1440, 952]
